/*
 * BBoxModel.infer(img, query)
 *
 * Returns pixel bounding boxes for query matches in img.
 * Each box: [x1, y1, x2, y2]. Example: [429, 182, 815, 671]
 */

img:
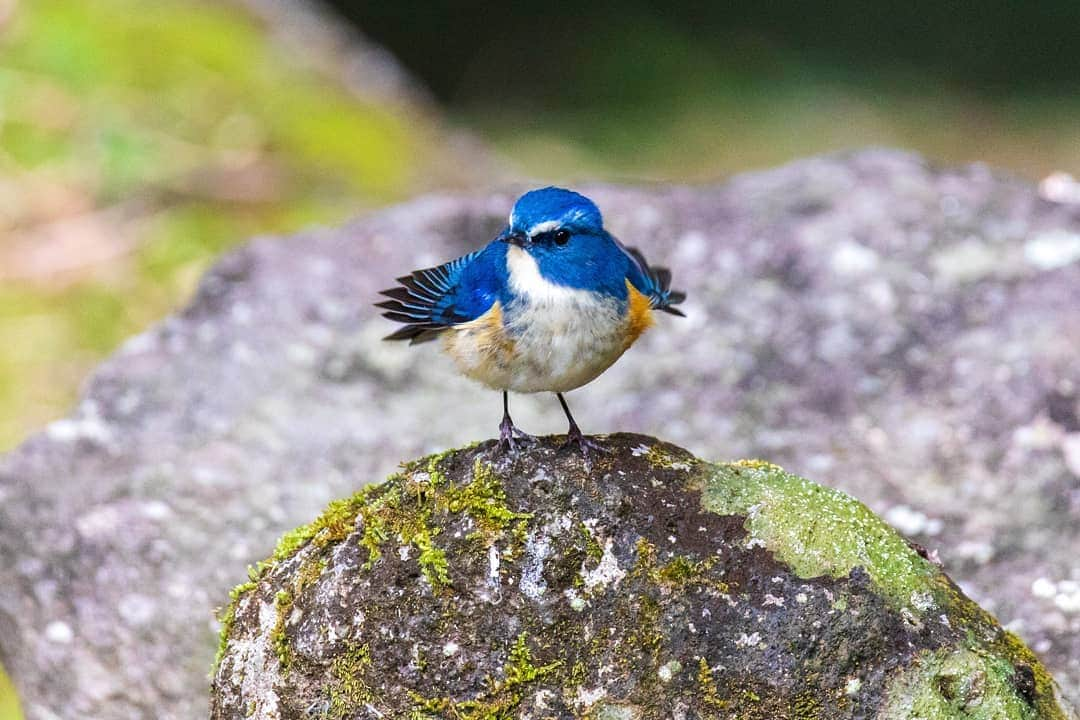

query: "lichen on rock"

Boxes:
[702, 459, 947, 612]
[211, 434, 1075, 719]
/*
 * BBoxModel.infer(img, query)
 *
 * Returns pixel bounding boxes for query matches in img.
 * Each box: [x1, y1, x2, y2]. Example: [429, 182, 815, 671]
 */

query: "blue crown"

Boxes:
[509, 187, 603, 235]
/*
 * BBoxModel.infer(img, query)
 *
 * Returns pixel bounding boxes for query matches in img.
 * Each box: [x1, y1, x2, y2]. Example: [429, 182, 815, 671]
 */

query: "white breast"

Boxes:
[476, 247, 632, 393]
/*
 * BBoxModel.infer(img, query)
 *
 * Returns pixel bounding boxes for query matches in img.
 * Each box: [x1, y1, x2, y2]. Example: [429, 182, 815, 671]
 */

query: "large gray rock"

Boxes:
[210, 435, 1077, 719]
[1, 150, 1079, 718]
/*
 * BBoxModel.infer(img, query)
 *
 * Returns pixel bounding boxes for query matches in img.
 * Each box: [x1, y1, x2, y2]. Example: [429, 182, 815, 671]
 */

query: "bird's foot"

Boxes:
[511, 426, 536, 441]
[559, 427, 609, 462]
[496, 417, 535, 454]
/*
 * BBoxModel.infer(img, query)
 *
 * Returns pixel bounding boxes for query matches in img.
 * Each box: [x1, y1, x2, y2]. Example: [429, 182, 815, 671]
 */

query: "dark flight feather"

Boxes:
[622, 245, 687, 316]
[377, 251, 482, 344]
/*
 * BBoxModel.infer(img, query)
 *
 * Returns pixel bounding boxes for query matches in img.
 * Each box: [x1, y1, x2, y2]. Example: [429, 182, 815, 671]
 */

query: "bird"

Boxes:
[376, 187, 685, 455]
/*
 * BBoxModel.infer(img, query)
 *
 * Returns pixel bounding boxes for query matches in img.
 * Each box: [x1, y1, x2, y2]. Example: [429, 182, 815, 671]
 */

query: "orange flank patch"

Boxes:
[468, 302, 515, 358]
[625, 280, 655, 346]
[443, 301, 516, 376]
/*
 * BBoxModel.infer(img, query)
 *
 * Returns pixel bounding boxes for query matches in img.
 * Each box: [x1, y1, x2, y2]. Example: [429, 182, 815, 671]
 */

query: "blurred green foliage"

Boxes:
[0, 0, 447, 455]
[349, 2, 1080, 101]
[0, 671, 16, 720]
[476, 82, 1080, 184]
[350, 2, 1080, 181]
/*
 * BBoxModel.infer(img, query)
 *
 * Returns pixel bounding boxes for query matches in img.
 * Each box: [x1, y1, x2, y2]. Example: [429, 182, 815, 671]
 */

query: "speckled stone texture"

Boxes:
[210, 436, 1076, 719]
[1, 149, 1079, 719]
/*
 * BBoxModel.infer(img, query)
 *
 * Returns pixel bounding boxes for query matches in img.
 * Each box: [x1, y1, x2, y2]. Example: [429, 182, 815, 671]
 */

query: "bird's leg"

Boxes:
[497, 391, 534, 453]
[556, 392, 608, 457]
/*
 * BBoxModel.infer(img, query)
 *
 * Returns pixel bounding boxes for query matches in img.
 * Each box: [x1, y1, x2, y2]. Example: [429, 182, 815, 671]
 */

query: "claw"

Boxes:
[495, 391, 535, 455]
[559, 427, 610, 464]
[496, 415, 535, 455]
[496, 416, 518, 454]
[512, 427, 536, 442]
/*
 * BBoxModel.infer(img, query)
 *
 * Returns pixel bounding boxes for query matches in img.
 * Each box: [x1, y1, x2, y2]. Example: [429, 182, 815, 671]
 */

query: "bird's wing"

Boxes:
[618, 241, 687, 316]
[376, 250, 498, 344]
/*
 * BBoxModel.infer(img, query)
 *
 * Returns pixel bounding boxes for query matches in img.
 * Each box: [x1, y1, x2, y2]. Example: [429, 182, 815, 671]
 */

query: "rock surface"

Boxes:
[211, 435, 1076, 719]
[1, 150, 1079, 718]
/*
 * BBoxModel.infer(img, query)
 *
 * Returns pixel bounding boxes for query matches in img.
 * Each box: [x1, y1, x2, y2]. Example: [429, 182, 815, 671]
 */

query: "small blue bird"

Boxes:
[377, 187, 685, 454]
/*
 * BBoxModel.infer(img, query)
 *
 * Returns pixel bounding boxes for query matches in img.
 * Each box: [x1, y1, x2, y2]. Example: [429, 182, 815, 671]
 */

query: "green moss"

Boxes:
[353, 455, 530, 588]
[252, 553, 330, 673]
[656, 555, 703, 585]
[644, 445, 694, 470]
[697, 658, 728, 711]
[212, 580, 258, 673]
[270, 552, 332, 672]
[295, 556, 328, 591]
[356, 480, 449, 587]
[879, 647, 1059, 720]
[270, 590, 295, 670]
[506, 632, 563, 684]
[631, 538, 729, 593]
[277, 486, 384, 564]
[580, 523, 605, 563]
[505, 518, 531, 562]
[267, 552, 326, 677]
[566, 660, 589, 690]
[218, 449, 533, 679]
[220, 452, 523, 682]
[622, 594, 664, 683]
[701, 460, 944, 611]
[452, 459, 533, 540]
[792, 691, 822, 719]
[411, 633, 562, 719]
[413, 529, 451, 587]
[357, 485, 402, 570]
[326, 642, 374, 718]
[990, 631, 1071, 720]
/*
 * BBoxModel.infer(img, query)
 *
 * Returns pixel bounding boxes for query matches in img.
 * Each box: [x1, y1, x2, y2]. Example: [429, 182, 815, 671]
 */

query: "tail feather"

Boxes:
[624, 245, 686, 316]
[653, 267, 672, 289]
[383, 324, 444, 344]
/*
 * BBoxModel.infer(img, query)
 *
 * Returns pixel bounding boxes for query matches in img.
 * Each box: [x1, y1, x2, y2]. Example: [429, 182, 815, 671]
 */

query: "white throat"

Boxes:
[505, 245, 586, 304]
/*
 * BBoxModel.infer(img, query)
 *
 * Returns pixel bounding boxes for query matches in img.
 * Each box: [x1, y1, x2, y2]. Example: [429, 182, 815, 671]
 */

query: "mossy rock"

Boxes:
[210, 434, 1077, 719]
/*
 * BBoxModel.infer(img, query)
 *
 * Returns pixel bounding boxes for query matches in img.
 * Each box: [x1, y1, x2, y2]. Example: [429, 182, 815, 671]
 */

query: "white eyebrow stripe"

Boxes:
[528, 220, 560, 236]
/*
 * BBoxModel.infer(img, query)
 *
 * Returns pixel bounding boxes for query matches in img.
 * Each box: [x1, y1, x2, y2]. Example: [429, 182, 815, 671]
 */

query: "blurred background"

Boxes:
[350, 1, 1080, 180]
[1, 1, 1079, 715]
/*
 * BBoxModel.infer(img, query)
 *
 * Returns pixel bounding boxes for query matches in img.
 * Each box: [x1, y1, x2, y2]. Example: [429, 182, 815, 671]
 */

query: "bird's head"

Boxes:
[504, 187, 603, 242]
[497, 187, 624, 293]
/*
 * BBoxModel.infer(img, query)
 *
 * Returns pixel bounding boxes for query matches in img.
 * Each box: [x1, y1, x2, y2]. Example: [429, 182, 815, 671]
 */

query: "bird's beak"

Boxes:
[498, 230, 529, 247]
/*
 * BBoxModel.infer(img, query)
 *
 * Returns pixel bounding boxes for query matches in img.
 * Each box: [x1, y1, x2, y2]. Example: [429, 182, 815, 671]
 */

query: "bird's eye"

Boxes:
[553, 229, 570, 246]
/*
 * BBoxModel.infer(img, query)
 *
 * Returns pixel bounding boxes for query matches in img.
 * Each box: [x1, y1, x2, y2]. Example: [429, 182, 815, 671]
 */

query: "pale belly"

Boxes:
[442, 294, 643, 393]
